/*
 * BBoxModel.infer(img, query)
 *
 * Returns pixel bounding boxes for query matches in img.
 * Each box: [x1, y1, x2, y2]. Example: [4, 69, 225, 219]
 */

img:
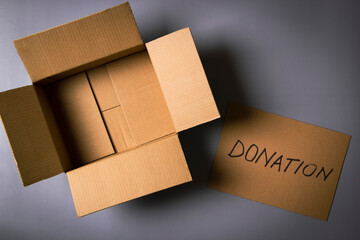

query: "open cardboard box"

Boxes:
[0, 2, 219, 217]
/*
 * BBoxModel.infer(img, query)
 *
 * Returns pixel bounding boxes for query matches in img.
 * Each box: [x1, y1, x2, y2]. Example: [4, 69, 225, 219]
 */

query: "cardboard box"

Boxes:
[0, 2, 219, 217]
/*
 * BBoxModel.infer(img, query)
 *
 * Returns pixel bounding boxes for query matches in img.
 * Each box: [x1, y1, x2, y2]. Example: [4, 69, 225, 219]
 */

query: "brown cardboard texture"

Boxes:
[46, 72, 115, 167]
[102, 106, 136, 153]
[0, 2, 219, 216]
[146, 28, 219, 132]
[208, 103, 351, 221]
[86, 65, 120, 111]
[106, 50, 176, 145]
[13, 2, 144, 83]
[0, 86, 70, 186]
[68, 134, 191, 217]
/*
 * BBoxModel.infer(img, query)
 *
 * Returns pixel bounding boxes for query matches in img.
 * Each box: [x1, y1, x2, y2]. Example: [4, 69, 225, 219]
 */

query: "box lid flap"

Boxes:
[14, 2, 144, 83]
[67, 134, 192, 217]
[146, 28, 220, 132]
[0, 86, 65, 186]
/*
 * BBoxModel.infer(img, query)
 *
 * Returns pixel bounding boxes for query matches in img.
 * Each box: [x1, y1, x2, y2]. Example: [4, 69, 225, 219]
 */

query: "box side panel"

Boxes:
[0, 86, 64, 186]
[102, 106, 136, 152]
[146, 28, 220, 132]
[34, 85, 73, 171]
[106, 51, 175, 145]
[67, 134, 192, 217]
[14, 2, 144, 83]
[46, 73, 114, 167]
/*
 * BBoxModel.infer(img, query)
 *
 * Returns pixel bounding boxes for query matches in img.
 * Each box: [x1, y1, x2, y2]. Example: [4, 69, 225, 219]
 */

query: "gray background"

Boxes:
[0, 0, 359, 239]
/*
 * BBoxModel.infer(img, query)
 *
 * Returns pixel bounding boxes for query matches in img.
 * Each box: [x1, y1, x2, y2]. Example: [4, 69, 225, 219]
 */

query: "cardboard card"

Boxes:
[208, 102, 351, 220]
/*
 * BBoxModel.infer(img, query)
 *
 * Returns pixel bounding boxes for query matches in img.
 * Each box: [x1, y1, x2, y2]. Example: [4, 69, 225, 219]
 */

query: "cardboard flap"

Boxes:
[0, 86, 65, 186]
[67, 134, 192, 217]
[14, 2, 144, 83]
[146, 28, 219, 132]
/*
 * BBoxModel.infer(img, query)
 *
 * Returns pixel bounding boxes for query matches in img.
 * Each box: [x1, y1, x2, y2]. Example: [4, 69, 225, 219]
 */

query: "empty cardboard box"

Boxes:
[0, 2, 219, 216]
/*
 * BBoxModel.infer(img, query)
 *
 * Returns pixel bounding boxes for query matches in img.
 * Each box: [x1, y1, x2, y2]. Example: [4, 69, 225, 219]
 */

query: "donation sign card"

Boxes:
[208, 102, 351, 220]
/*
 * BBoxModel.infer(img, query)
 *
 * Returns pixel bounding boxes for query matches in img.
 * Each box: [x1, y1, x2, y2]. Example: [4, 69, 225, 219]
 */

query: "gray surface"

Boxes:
[0, 0, 359, 239]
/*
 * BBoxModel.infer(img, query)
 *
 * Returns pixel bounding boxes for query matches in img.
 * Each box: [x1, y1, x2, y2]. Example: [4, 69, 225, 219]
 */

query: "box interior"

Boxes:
[0, 26, 219, 189]
[30, 27, 220, 173]
[38, 48, 176, 170]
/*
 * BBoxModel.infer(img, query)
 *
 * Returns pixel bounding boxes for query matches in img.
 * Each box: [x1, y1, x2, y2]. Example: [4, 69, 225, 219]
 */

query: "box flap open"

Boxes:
[0, 86, 68, 186]
[14, 2, 144, 83]
[67, 134, 192, 217]
[146, 28, 220, 132]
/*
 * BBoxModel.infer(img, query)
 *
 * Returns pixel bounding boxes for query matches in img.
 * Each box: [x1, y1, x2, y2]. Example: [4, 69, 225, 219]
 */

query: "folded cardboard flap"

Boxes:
[86, 65, 120, 111]
[13, 2, 144, 84]
[67, 134, 192, 217]
[102, 106, 137, 153]
[0, 86, 68, 186]
[146, 28, 220, 132]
